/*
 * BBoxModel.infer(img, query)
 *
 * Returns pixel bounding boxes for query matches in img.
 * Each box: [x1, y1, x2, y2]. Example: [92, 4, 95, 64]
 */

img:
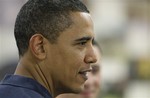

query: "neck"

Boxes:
[14, 55, 57, 97]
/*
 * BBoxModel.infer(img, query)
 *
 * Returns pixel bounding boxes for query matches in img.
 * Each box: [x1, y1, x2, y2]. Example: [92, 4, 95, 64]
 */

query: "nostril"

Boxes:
[88, 58, 97, 64]
[89, 61, 94, 64]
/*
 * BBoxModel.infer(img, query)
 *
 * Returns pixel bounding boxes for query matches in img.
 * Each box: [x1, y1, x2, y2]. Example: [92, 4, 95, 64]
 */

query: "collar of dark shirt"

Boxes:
[0, 74, 52, 98]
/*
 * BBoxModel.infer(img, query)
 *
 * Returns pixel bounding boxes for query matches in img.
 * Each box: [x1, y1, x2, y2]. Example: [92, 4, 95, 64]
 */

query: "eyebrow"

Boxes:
[74, 36, 93, 42]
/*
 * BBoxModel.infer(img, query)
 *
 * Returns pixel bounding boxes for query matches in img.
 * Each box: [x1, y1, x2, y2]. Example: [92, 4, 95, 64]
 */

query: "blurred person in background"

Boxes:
[0, 0, 97, 98]
[57, 41, 101, 98]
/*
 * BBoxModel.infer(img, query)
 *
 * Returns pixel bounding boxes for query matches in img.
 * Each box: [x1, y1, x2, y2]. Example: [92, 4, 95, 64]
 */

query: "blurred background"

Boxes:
[0, 0, 150, 98]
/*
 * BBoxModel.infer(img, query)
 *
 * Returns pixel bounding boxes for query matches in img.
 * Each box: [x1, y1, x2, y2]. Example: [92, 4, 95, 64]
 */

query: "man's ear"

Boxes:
[29, 34, 47, 60]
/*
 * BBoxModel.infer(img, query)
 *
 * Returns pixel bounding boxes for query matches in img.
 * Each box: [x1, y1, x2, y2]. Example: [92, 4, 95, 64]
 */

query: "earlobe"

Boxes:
[29, 34, 46, 60]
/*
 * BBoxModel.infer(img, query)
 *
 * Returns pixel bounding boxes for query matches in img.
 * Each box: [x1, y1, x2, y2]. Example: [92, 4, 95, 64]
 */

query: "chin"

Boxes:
[61, 85, 84, 94]
[70, 83, 84, 93]
[71, 87, 84, 94]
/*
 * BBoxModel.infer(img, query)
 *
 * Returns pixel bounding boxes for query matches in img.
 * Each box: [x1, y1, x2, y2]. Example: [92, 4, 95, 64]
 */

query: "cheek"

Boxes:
[53, 47, 86, 76]
[64, 50, 85, 68]
[60, 51, 84, 76]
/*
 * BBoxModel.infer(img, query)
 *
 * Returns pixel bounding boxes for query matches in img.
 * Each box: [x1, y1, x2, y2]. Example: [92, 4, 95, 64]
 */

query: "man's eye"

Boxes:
[79, 41, 87, 46]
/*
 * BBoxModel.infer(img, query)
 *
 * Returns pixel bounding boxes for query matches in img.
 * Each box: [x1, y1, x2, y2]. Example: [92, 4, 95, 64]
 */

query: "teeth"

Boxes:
[85, 72, 88, 77]
[79, 71, 88, 76]
[79, 71, 88, 81]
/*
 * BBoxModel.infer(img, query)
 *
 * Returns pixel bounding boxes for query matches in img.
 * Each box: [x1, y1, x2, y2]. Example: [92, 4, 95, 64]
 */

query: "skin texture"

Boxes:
[56, 46, 101, 98]
[14, 12, 97, 98]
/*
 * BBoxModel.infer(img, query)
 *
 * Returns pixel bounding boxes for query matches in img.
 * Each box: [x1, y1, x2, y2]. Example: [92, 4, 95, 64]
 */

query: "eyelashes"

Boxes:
[77, 41, 87, 46]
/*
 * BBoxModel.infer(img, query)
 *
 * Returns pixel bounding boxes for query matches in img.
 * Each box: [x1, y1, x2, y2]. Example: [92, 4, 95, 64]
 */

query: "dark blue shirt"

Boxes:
[0, 74, 52, 98]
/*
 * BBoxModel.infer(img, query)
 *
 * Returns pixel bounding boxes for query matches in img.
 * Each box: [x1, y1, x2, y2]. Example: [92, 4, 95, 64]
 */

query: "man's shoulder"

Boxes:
[0, 84, 46, 98]
[0, 75, 52, 98]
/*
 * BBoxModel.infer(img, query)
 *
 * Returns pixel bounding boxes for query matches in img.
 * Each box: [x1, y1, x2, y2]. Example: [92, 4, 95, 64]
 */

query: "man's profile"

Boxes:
[0, 0, 97, 98]
[57, 41, 102, 98]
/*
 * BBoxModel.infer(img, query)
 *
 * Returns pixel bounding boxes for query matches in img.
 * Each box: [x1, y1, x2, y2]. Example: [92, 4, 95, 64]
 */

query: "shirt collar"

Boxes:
[1, 74, 52, 98]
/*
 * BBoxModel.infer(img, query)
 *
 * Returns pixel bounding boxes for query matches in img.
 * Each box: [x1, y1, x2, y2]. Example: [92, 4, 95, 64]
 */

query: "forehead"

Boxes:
[57, 12, 95, 42]
[70, 12, 93, 26]
[69, 12, 94, 38]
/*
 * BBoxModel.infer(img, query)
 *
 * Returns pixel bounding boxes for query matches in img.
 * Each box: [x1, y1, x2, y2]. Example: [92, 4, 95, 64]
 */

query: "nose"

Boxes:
[84, 45, 97, 64]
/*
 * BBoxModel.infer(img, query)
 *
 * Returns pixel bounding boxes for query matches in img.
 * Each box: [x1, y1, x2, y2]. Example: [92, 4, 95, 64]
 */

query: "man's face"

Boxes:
[45, 12, 97, 94]
[56, 46, 101, 98]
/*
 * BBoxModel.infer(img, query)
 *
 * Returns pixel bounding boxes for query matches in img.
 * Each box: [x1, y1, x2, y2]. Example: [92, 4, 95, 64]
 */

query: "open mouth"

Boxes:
[78, 69, 92, 81]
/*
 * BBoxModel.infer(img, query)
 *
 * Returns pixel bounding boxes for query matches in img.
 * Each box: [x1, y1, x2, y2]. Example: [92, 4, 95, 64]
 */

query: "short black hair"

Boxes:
[14, 0, 89, 56]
